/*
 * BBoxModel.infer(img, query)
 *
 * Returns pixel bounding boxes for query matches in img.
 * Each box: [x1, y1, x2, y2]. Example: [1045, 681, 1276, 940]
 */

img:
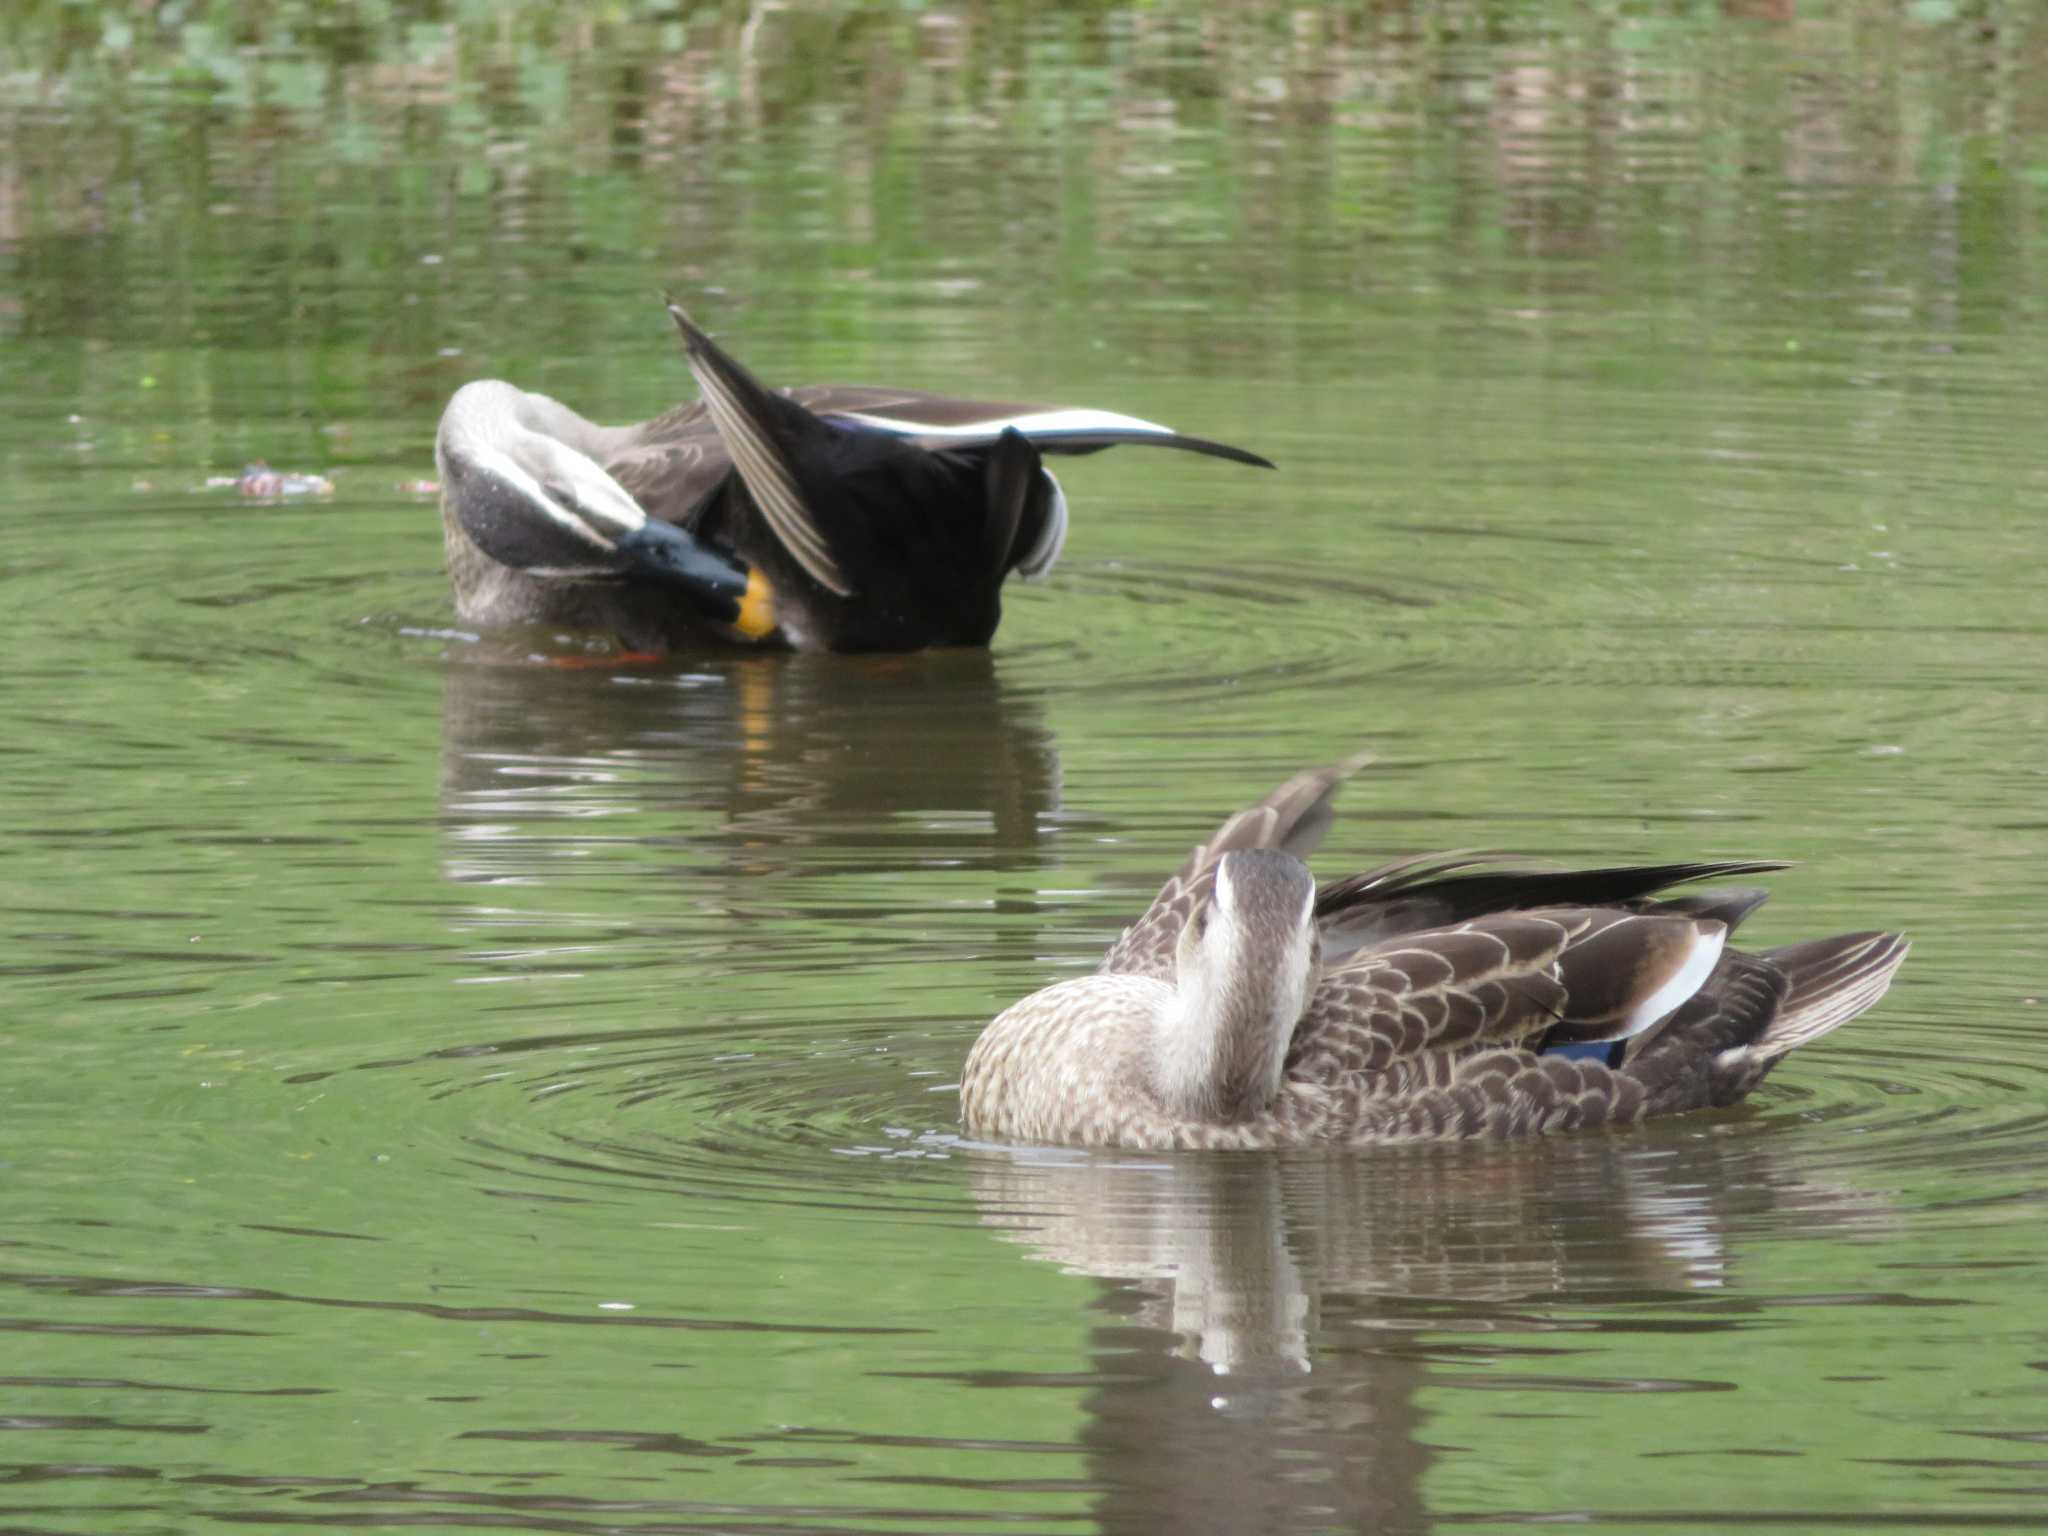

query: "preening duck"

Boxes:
[960, 756, 1909, 1149]
[435, 301, 1272, 653]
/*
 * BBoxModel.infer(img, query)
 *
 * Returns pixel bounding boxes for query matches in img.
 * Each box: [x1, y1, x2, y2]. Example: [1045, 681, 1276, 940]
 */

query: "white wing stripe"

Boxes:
[1620, 923, 1727, 1038]
[831, 406, 1179, 440]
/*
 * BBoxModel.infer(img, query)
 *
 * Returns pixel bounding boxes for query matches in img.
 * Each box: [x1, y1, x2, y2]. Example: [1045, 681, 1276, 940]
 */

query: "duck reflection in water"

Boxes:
[969, 1135, 1894, 1535]
[436, 648, 1062, 888]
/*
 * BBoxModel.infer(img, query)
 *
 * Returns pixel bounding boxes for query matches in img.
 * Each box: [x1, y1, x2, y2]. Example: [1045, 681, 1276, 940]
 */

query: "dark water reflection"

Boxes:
[7, 3, 2048, 1533]
[968, 1134, 1901, 1536]
[438, 649, 1064, 882]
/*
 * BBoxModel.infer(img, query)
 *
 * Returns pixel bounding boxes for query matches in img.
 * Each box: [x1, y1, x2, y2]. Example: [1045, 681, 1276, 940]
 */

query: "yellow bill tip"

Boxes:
[732, 568, 777, 640]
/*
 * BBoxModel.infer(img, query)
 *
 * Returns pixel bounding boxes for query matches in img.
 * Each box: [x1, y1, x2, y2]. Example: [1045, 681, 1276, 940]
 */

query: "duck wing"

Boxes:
[597, 401, 733, 527]
[1623, 930, 1909, 1114]
[1099, 753, 1372, 979]
[1294, 905, 1727, 1072]
[1275, 901, 1906, 1141]
[667, 304, 854, 595]
[1314, 855, 1791, 966]
[1263, 904, 1721, 1141]
[797, 385, 1275, 468]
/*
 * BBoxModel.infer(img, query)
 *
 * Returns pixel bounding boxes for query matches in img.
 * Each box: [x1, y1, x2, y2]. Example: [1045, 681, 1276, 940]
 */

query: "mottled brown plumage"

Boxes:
[959, 757, 1909, 1150]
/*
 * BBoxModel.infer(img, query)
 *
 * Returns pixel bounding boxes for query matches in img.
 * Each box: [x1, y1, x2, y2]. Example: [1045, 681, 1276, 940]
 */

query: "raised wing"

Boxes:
[796, 385, 1275, 468]
[667, 303, 854, 596]
[1099, 753, 1372, 979]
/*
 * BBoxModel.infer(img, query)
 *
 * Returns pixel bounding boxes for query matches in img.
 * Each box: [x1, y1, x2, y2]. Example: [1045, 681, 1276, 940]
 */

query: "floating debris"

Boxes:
[202, 462, 336, 499]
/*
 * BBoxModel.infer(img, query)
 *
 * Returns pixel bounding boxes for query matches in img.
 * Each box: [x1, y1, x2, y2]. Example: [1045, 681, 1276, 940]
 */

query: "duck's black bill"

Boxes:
[616, 522, 761, 628]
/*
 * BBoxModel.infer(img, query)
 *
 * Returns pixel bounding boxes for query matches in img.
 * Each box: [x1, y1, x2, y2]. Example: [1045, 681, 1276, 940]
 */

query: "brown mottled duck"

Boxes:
[961, 756, 1908, 1150]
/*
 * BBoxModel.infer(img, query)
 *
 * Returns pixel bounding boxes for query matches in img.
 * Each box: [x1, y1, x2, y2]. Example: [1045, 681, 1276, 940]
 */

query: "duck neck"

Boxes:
[1157, 963, 1307, 1125]
[505, 388, 632, 460]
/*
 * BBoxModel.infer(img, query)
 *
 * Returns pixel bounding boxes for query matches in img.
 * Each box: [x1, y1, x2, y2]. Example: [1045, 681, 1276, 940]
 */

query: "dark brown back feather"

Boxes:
[1315, 858, 1788, 961]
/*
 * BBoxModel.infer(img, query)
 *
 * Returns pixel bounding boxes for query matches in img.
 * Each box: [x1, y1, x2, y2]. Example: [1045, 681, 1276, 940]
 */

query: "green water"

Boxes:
[4, 4, 2046, 1532]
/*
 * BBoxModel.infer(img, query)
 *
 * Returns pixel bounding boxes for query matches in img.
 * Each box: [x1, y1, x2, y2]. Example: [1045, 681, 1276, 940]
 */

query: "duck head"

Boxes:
[1160, 849, 1321, 1124]
[436, 382, 651, 573]
[436, 380, 771, 636]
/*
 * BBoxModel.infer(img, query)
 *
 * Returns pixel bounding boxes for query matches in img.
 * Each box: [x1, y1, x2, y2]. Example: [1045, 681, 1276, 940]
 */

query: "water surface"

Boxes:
[4, 5, 2047, 1532]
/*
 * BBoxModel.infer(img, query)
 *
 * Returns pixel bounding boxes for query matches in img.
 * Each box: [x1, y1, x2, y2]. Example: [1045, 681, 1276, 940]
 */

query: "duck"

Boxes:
[434, 300, 1273, 654]
[959, 755, 1909, 1150]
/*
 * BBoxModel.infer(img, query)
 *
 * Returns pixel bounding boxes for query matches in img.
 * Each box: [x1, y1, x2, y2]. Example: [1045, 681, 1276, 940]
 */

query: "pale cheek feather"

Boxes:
[473, 444, 617, 552]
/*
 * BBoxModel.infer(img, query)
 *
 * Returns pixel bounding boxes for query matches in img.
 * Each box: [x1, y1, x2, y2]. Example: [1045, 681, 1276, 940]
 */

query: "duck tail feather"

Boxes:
[982, 428, 1041, 582]
[1624, 930, 1908, 1116]
[1748, 931, 1911, 1062]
